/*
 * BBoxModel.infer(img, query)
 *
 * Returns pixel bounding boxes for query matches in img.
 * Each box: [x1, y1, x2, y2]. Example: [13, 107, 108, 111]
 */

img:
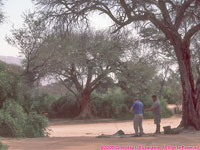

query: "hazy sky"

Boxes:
[0, 0, 112, 57]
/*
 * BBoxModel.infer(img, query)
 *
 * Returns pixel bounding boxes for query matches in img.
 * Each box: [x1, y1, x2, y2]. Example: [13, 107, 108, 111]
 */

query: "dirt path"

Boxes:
[1, 116, 200, 150]
[48, 115, 181, 137]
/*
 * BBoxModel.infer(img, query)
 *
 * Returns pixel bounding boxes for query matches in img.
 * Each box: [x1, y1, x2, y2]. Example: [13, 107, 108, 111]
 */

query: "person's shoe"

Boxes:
[133, 134, 139, 137]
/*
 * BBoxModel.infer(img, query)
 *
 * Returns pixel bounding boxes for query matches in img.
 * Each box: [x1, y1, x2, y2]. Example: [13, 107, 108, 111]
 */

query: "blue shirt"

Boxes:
[132, 101, 143, 114]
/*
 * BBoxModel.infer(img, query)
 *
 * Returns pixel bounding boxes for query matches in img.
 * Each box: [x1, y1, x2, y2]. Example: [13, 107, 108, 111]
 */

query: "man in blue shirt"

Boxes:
[130, 97, 144, 137]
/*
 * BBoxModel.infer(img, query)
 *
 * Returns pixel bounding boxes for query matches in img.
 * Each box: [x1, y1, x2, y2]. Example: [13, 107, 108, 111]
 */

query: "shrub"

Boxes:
[162, 86, 175, 104]
[0, 100, 27, 137]
[24, 112, 49, 137]
[0, 100, 49, 138]
[0, 142, 8, 150]
[90, 93, 113, 118]
[160, 98, 173, 118]
[19, 93, 57, 116]
[52, 94, 80, 118]
[30, 94, 57, 115]
[91, 90, 172, 119]
[0, 61, 22, 108]
[91, 88, 130, 118]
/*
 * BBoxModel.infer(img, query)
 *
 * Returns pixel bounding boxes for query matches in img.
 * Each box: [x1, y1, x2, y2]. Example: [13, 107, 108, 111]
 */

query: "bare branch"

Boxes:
[184, 23, 200, 43]
[174, 0, 194, 30]
[58, 77, 78, 98]
[158, 0, 173, 26]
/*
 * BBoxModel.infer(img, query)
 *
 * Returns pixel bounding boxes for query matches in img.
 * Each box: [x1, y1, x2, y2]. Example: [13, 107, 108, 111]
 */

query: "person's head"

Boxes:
[152, 95, 157, 102]
[133, 97, 139, 102]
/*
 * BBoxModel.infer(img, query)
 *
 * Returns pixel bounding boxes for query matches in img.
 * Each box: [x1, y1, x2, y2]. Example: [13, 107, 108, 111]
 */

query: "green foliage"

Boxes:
[162, 74, 182, 105]
[162, 86, 174, 104]
[91, 88, 130, 118]
[0, 142, 8, 150]
[0, 100, 27, 137]
[24, 112, 49, 137]
[0, 100, 49, 138]
[0, 61, 21, 107]
[34, 94, 57, 114]
[116, 59, 157, 97]
[18, 93, 57, 116]
[160, 98, 173, 118]
[91, 89, 172, 119]
[52, 93, 80, 118]
[0, 71, 12, 102]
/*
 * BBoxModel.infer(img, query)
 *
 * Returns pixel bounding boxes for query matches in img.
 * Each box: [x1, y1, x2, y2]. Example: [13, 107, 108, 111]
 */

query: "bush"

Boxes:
[0, 142, 8, 150]
[0, 61, 22, 108]
[91, 88, 130, 118]
[90, 93, 113, 118]
[0, 100, 49, 138]
[24, 112, 49, 137]
[160, 98, 173, 118]
[52, 94, 80, 118]
[91, 90, 172, 119]
[0, 100, 27, 137]
[30, 94, 57, 115]
[162, 86, 175, 104]
[18, 93, 58, 116]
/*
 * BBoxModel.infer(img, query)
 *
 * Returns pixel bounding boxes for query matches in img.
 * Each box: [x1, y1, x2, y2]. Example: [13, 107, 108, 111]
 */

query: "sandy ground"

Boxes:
[48, 115, 182, 137]
[1, 115, 200, 150]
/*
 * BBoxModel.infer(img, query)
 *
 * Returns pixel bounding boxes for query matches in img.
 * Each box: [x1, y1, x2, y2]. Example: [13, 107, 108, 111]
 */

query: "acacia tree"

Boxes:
[33, 0, 200, 129]
[6, 13, 56, 90]
[116, 43, 158, 97]
[46, 30, 127, 118]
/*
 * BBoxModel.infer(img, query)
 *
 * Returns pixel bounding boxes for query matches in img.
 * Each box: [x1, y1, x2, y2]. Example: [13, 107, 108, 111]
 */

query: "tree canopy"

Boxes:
[33, 0, 200, 129]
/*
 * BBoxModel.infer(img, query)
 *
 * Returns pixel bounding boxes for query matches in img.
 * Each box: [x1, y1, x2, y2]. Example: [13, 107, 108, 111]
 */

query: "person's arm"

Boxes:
[130, 103, 134, 112]
[145, 102, 158, 112]
[147, 102, 159, 111]
[145, 106, 153, 111]
[130, 106, 133, 112]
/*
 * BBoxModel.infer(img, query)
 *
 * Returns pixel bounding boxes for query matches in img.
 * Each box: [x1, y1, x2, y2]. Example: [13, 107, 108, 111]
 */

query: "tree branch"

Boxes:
[85, 65, 93, 89]
[119, 0, 132, 19]
[91, 81, 102, 92]
[184, 23, 200, 43]
[174, 0, 194, 30]
[70, 64, 83, 93]
[158, 0, 173, 26]
[58, 77, 78, 98]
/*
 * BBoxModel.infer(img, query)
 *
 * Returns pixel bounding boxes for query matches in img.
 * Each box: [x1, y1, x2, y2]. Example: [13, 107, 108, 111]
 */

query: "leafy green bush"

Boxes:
[24, 112, 49, 137]
[0, 142, 8, 150]
[0, 61, 22, 108]
[91, 89, 172, 119]
[0, 100, 49, 137]
[52, 94, 80, 118]
[162, 86, 175, 104]
[91, 92, 113, 118]
[160, 98, 173, 118]
[19, 93, 57, 116]
[0, 100, 27, 137]
[91, 88, 130, 118]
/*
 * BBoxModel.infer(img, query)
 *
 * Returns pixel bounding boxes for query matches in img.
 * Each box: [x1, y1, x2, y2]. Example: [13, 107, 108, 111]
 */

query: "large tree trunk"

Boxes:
[76, 90, 93, 119]
[174, 41, 200, 130]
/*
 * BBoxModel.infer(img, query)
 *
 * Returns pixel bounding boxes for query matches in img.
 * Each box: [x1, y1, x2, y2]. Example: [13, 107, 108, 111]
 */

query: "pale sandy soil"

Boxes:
[48, 115, 182, 137]
[1, 115, 200, 150]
